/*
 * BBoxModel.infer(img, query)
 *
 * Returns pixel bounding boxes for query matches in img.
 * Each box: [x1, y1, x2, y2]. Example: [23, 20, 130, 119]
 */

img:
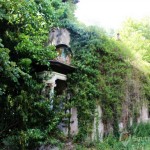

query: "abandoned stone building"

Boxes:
[37, 27, 149, 140]
[37, 28, 78, 136]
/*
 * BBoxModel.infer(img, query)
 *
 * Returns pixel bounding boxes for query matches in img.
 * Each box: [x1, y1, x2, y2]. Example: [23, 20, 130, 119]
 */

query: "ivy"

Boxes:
[66, 23, 134, 140]
[0, 0, 71, 149]
[0, 0, 150, 149]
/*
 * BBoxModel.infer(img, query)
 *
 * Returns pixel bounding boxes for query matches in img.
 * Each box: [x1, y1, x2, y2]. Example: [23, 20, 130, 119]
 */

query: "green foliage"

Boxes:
[65, 23, 132, 140]
[119, 18, 150, 117]
[75, 132, 150, 150]
[98, 123, 150, 150]
[130, 122, 150, 137]
[142, 75, 150, 102]
[119, 18, 150, 73]
[66, 18, 150, 142]
[0, 0, 72, 149]
[0, 0, 150, 149]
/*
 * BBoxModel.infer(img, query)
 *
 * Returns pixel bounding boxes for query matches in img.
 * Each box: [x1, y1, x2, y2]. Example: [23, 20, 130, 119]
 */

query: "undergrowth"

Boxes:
[75, 122, 150, 150]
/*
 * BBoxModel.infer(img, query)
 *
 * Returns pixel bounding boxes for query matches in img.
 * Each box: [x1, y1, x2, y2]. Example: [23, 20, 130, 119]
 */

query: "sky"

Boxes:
[75, 0, 150, 30]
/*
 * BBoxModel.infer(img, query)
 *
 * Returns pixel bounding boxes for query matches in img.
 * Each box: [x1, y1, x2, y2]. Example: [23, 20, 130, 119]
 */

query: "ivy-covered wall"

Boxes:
[65, 23, 150, 141]
[0, 0, 150, 149]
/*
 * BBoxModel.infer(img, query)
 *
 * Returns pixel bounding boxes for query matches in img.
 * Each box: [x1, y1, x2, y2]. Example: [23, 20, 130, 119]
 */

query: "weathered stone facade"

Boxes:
[41, 28, 149, 141]
[40, 28, 78, 136]
[48, 28, 70, 47]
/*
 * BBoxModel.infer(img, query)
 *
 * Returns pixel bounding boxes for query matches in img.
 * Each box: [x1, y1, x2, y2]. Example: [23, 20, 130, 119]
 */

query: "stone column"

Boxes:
[46, 82, 57, 110]
[92, 105, 104, 141]
[70, 107, 78, 135]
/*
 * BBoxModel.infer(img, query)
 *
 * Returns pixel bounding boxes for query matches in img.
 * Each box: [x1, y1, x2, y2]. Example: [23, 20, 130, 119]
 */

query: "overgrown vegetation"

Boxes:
[66, 24, 132, 140]
[66, 18, 150, 142]
[0, 0, 73, 149]
[75, 122, 150, 150]
[0, 0, 150, 149]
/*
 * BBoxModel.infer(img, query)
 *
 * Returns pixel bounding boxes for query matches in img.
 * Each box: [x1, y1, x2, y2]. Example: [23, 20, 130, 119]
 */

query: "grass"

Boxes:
[74, 122, 150, 150]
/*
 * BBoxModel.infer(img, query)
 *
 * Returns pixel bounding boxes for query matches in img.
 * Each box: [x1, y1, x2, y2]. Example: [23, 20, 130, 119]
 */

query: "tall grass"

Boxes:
[129, 122, 150, 137]
[75, 122, 150, 150]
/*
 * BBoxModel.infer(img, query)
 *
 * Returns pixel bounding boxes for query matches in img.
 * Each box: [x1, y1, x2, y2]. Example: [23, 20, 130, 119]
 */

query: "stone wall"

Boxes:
[91, 70, 149, 141]
[48, 28, 70, 47]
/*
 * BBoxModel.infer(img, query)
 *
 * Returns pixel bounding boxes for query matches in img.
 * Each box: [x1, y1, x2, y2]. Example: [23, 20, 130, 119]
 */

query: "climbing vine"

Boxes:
[65, 23, 132, 140]
[0, 0, 72, 149]
[0, 0, 150, 149]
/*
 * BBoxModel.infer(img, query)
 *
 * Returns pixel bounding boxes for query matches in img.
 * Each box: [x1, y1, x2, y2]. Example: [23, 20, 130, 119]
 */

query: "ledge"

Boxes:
[50, 60, 76, 74]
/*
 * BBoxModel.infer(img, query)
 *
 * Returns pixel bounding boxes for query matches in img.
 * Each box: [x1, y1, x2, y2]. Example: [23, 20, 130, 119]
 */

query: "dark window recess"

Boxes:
[55, 80, 67, 95]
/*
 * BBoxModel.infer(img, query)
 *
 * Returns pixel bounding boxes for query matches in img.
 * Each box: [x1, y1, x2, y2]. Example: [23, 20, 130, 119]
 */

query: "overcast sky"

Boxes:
[75, 0, 150, 30]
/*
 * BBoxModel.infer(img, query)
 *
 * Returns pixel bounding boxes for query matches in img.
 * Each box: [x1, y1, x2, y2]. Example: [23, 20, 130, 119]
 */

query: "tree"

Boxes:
[0, 0, 71, 149]
[119, 18, 150, 66]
